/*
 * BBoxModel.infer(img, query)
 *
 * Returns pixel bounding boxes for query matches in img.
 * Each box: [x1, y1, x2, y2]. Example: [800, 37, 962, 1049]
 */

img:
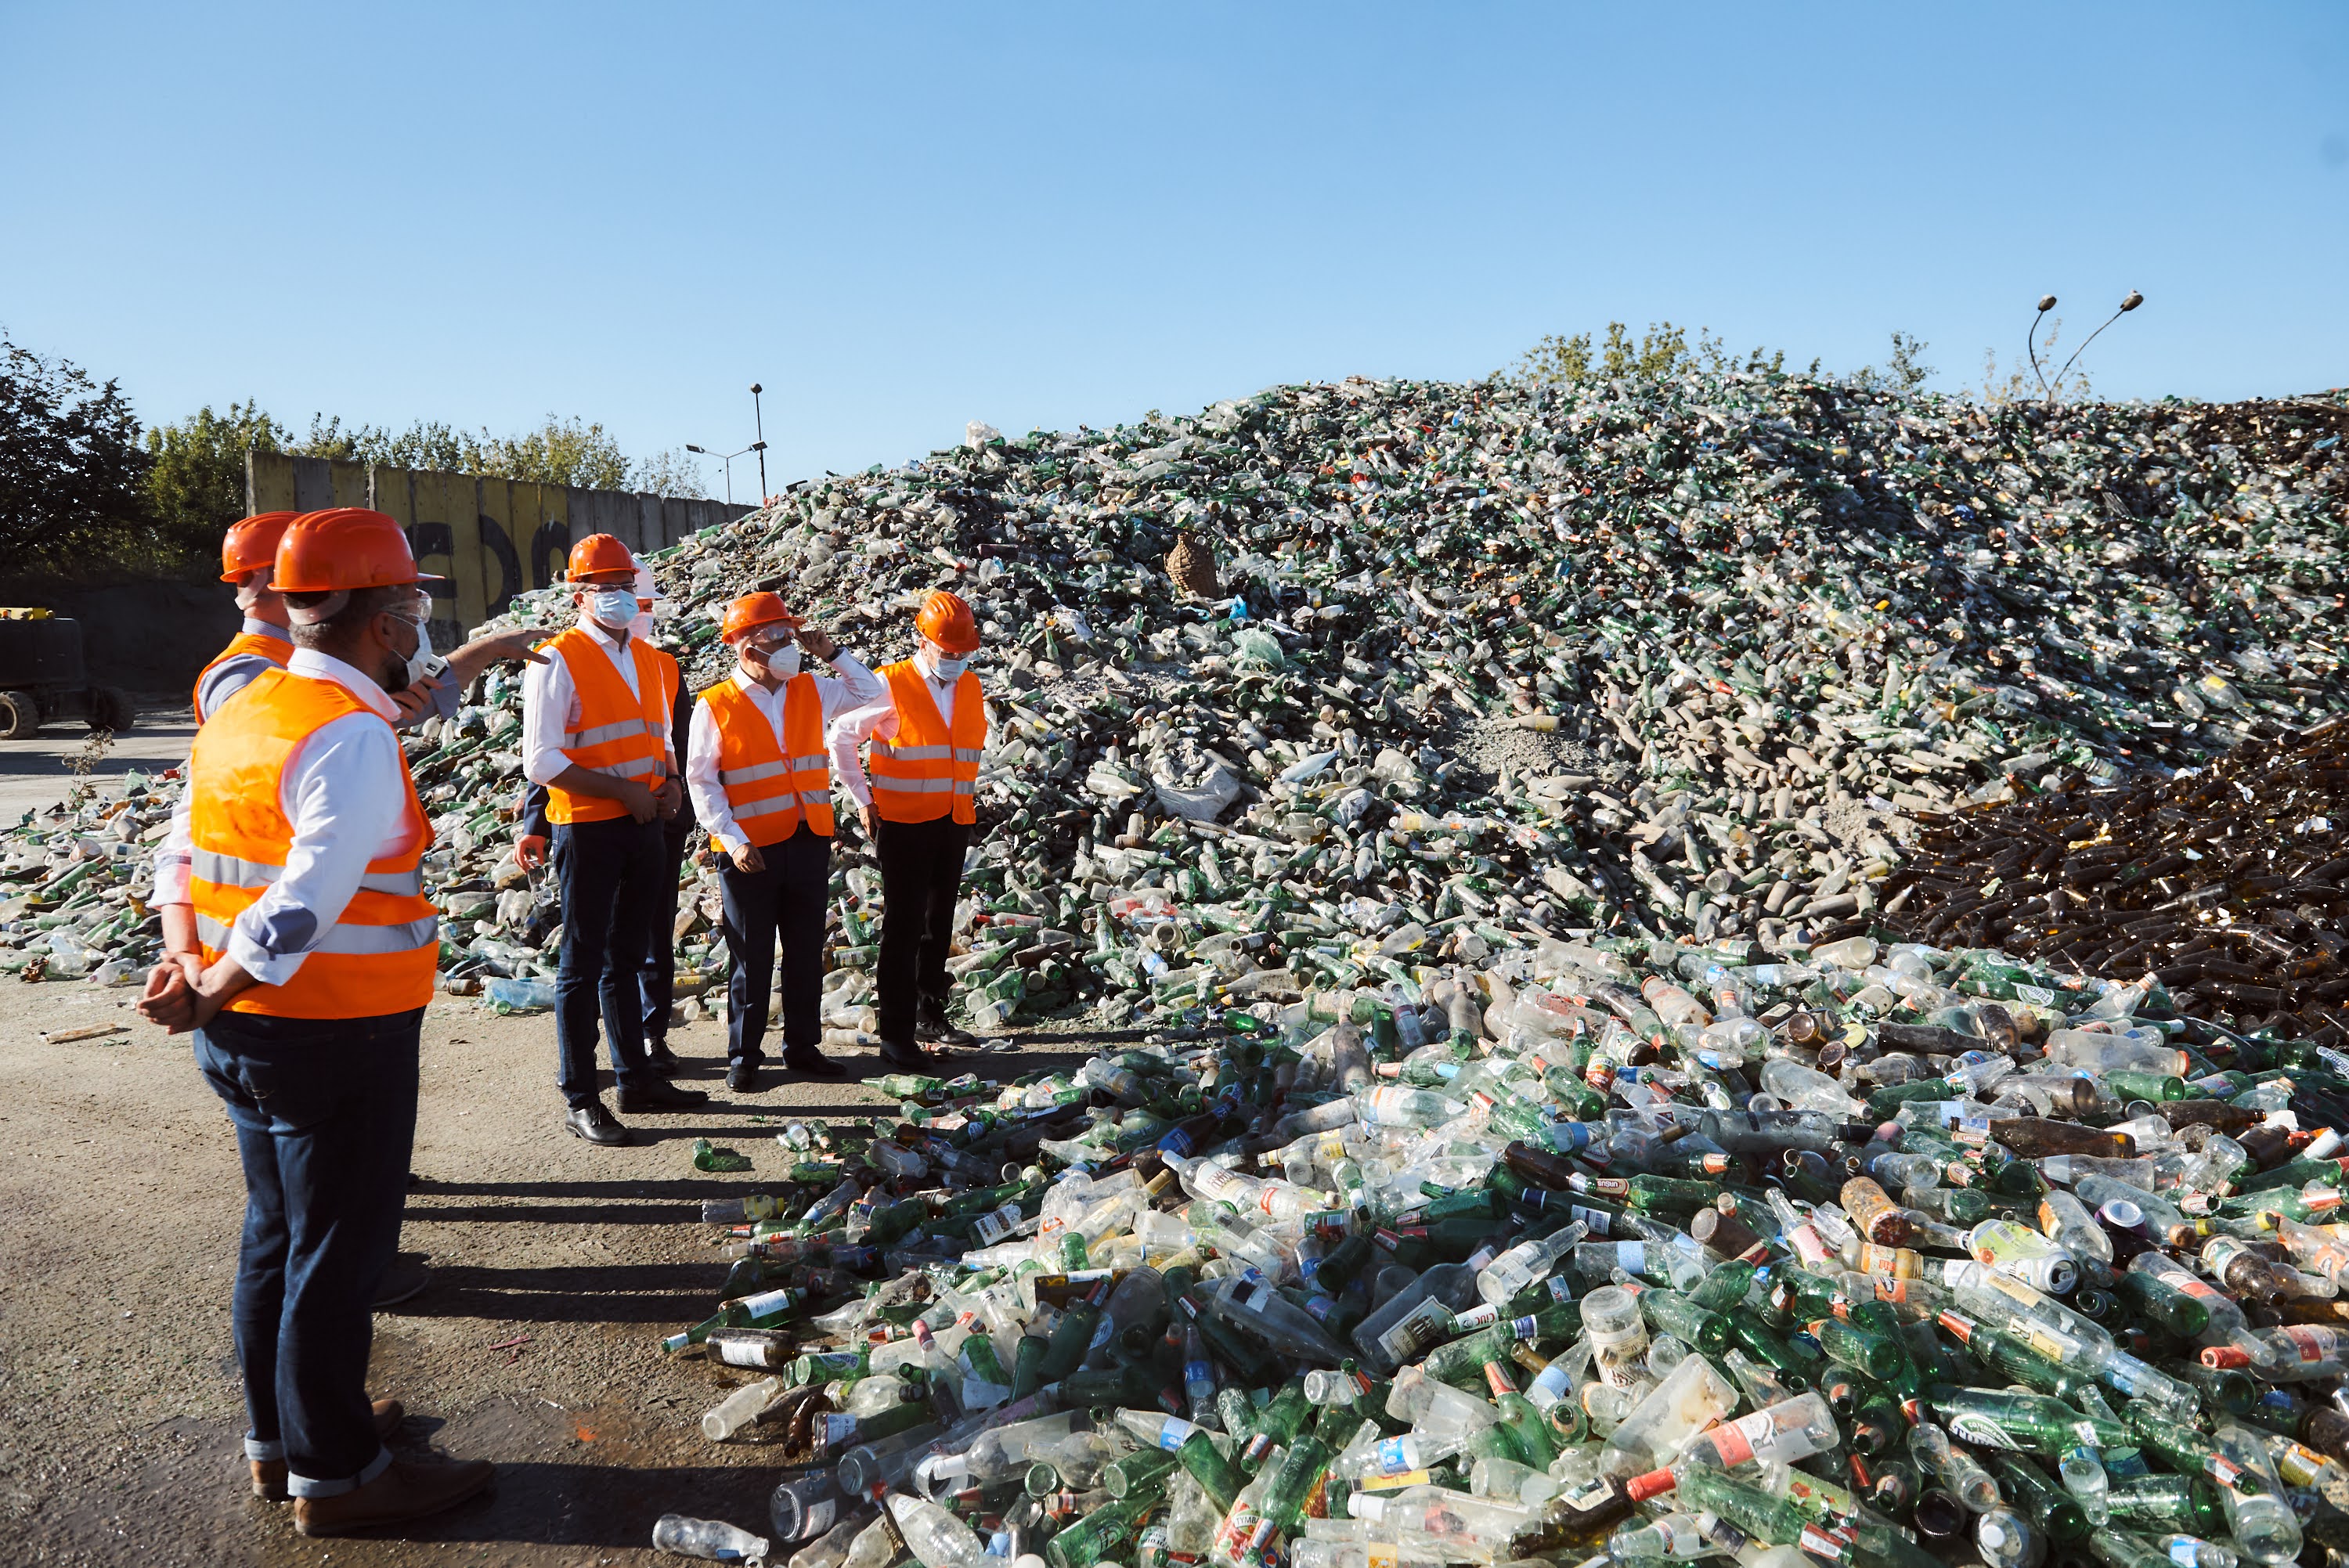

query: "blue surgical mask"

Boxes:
[587, 588, 637, 629]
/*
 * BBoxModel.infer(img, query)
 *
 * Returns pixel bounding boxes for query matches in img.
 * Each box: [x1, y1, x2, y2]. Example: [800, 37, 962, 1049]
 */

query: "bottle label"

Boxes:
[816, 1411, 861, 1450]
[1156, 1416, 1202, 1451]
[1944, 1411, 2027, 1451]
[802, 1499, 836, 1537]
[974, 1204, 1027, 1245]
[1451, 1302, 1502, 1332]
[1617, 1240, 1647, 1274]
[1359, 1469, 1430, 1492]
[738, 1287, 802, 1322]
[1571, 1204, 1617, 1237]
[1365, 1545, 1398, 1568]
[713, 1338, 778, 1369]
[1368, 1436, 1420, 1476]
[1705, 1414, 1760, 1468]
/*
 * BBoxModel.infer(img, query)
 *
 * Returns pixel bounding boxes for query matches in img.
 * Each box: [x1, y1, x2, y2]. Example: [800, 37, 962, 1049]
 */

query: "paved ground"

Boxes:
[0, 693, 195, 819]
[0, 982, 1094, 1565]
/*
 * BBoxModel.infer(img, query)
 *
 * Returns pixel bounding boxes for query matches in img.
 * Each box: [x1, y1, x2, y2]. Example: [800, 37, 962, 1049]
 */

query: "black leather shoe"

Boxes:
[644, 1039, 682, 1074]
[617, 1080, 710, 1112]
[781, 1048, 850, 1080]
[878, 1038, 940, 1072]
[916, 1015, 977, 1047]
[565, 1102, 631, 1145]
[726, 1061, 760, 1092]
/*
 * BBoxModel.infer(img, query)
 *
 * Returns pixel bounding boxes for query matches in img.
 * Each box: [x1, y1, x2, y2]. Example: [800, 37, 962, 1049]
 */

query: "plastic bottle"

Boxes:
[653, 1514, 772, 1563]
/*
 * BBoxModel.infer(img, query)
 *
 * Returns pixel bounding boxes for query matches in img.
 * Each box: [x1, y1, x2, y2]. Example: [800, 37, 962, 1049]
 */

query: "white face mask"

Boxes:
[392, 613, 442, 694]
[758, 641, 803, 679]
[923, 644, 969, 681]
[586, 588, 637, 629]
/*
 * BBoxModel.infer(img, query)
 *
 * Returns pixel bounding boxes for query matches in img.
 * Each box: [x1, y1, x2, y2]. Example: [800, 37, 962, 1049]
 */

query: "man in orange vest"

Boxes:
[521, 533, 708, 1144]
[136, 509, 496, 1537]
[832, 589, 990, 1069]
[193, 512, 299, 723]
[686, 593, 883, 1090]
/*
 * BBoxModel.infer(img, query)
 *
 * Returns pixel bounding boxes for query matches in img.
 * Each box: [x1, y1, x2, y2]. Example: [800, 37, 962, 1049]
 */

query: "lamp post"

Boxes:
[684, 443, 759, 506]
[750, 383, 770, 503]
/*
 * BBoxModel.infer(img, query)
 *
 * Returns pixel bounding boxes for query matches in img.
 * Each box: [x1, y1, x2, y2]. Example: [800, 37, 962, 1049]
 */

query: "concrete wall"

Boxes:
[0, 571, 239, 696]
[247, 452, 750, 647]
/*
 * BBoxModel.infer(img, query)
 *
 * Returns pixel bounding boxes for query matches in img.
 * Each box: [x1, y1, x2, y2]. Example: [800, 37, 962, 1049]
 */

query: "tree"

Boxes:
[1851, 331, 1935, 394]
[145, 399, 289, 561]
[0, 331, 158, 574]
[629, 446, 710, 499]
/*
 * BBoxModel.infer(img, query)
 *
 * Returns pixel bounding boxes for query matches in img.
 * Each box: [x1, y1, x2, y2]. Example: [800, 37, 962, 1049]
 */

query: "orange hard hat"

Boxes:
[271, 508, 442, 593]
[721, 592, 805, 643]
[915, 589, 981, 654]
[221, 511, 299, 582]
[566, 533, 637, 582]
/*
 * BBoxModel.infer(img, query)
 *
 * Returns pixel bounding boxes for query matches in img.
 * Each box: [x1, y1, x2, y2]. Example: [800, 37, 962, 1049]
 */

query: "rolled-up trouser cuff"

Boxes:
[288, 1444, 392, 1499]
[244, 1434, 284, 1462]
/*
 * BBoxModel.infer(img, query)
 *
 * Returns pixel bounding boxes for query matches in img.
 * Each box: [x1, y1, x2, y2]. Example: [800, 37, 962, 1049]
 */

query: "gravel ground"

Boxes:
[0, 992, 1095, 1566]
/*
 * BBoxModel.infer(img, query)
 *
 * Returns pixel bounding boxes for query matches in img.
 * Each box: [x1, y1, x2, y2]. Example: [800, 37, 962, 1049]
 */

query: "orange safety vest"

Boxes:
[540, 626, 675, 825]
[186, 667, 437, 1018]
[867, 659, 984, 825]
[699, 674, 834, 845]
[193, 626, 293, 722]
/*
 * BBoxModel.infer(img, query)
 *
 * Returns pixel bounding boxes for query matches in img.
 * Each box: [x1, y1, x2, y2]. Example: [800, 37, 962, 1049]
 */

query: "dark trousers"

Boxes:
[720, 828, 831, 1062]
[875, 815, 970, 1044]
[553, 814, 663, 1108]
[638, 815, 693, 1044]
[195, 1007, 422, 1496]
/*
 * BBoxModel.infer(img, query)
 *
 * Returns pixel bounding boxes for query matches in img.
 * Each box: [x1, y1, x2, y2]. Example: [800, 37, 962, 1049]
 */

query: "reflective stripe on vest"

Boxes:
[868, 661, 985, 825]
[188, 846, 426, 898]
[185, 665, 438, 1019]
[193, 629, 293, 723]
[540, 628, 674, 825]
[699, 672, 833, 846]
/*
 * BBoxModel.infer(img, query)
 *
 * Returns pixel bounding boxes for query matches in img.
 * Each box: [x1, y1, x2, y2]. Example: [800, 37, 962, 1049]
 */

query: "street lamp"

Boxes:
[750, 383, 770, 502]
[684, 442, 763, 506]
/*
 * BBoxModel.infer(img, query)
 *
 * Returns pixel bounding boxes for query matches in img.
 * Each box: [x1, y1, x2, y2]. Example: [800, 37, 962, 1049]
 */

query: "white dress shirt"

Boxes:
[193, 618, 295, 723]
[521, 618, 674, 787]
[828, 652, 988, 809]
[153, 650, 426, 986]
[687, 655, 885, 851]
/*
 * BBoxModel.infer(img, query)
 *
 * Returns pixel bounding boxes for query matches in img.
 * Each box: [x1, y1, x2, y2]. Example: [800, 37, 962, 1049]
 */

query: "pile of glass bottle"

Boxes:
[648, 927, 2349, 1568]
[12, 373, 2347, 1045]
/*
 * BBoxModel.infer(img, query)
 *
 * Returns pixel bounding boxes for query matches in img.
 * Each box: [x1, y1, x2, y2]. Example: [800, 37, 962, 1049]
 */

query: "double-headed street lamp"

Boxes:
[684, 442, 767, 506]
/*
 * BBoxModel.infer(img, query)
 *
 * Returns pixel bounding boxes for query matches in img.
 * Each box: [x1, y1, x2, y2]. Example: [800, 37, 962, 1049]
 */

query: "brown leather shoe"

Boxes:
[291, 1456, 494, 1537]
[247, 1400, 408, 1501]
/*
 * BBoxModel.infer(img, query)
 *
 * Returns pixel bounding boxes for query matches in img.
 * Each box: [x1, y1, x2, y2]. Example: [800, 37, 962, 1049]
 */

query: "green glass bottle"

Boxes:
[2104, 1472, 2228, 1534]
[1808, 1316, 1903, 1383]
[1687, 1260, 1755, 1314]
[1484, 1360, 1558, 1468]
[1983, 1452, 2089, 1542]
[1176, 1429, 1247, 1513]
[1675, 1465, 1809, 1545]
[1044, 1494, 1155, 1568]
[1925, 1385, 2123, 1457]
[1009, 1334, 1049, 1400]
[1102, 1447, 1181, 1501]
[1639, 1289, 1730, 1355]
[1623, 1174, 1719, 1215]
[1241, 1382, 1312, 1470]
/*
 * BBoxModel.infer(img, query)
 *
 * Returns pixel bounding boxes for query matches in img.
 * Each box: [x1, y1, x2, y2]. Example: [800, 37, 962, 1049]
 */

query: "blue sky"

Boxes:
[3, 3, 2343, 496]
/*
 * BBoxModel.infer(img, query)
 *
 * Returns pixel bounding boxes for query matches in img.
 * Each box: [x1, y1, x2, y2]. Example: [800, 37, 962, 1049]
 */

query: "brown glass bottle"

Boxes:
[1502, 1139, 1580, 1190]
[1985, 1118, 2134, 1159]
